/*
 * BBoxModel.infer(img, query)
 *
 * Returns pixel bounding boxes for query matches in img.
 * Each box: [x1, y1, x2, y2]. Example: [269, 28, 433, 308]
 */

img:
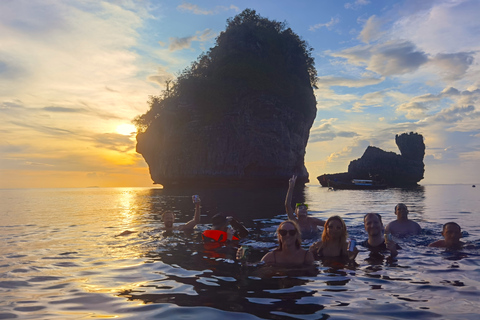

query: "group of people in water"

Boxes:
[155, 175, 467, 268]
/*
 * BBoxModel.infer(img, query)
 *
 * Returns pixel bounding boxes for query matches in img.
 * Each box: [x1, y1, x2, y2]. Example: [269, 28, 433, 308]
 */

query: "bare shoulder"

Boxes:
[304, 250, 315, 265]
[428, 240, 446, 247]
[261, 251, 275, 264]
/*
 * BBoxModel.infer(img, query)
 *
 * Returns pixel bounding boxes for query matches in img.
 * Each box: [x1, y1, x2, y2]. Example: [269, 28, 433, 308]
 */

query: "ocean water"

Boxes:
[0, 184, 479, 319]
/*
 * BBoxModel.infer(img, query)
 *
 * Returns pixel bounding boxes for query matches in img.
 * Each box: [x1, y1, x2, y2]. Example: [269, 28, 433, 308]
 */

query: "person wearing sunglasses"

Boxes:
[309, 216, 358, 261]
[237, 220, 314, 267]
[285, 175, 325, 238]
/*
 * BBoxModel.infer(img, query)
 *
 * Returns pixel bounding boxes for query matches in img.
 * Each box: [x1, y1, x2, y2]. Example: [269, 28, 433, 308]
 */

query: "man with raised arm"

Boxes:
[162, 195, 202, 232]
[116, 195, 201, 237]
[285, 175, 325, 238]
[385, 203, 422, 237]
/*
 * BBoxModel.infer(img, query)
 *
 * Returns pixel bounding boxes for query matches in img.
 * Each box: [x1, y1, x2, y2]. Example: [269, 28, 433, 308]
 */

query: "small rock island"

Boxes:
[135, 10, 317, 187]
[318, 132, 425, 188]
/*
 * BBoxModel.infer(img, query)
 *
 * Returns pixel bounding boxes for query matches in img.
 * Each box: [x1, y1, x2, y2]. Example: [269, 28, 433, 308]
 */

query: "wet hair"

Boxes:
[363, 212, 383, 225]
[322, 215, 348, 245]
[277, 220, 302, 250]
[395, 203, 408, 212]
[162, 211, 175, 220]
[442, 222, 461, 232]
[211, 213, 227, 228]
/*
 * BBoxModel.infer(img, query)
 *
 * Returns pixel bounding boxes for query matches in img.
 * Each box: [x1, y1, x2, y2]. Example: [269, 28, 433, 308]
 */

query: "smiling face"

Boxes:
[364, 213, 383, 237]
[295, 205, 308, 219]
[326, 219, 343, 239]
[442, 223, 462, 246]
[277, 221, 301, 249]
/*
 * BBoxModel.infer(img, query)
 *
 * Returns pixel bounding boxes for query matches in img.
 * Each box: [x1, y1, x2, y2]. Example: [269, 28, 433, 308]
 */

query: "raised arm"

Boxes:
[180, 195, 201, 230]
[285, 175, 297, 220]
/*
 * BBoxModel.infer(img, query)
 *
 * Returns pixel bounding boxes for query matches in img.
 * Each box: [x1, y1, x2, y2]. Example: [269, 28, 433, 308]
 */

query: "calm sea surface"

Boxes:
[0, 184, 479, 319]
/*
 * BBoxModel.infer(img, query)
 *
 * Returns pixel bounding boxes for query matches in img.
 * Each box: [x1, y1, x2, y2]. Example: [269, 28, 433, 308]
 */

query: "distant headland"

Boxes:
[318, 132, 425, 188]
[134, 9, 317, 188]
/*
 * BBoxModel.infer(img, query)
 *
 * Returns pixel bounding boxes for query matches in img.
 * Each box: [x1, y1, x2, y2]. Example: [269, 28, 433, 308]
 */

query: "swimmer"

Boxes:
[285, 174, 325, 238]
[162, 195, 201, 231]
[362, 213, 400, 259]
[428, 222, 464, 249]
[237, 220, 314, 267]
[385, 203, 422, 236]
[208, 213, 249, 240]
[309, 215, 358, 261]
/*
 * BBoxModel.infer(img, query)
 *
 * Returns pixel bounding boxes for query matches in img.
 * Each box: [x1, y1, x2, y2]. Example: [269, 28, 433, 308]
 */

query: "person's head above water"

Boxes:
[394, 203, 409, 220]
[277, 220, 302, 250]
[364, 213, 384, 237]
[442, 222, 462, 244]
[211, 213, 228, 230]
[162, 211, 175, 229]
[295, 203, 308, 218]
[322, 215, 347, 243]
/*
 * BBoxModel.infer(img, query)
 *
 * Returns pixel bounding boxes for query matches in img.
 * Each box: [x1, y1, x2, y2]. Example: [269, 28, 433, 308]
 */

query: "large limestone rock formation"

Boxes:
[136, 94, 316, 187]
[318, 132, 425, 187]
[135, 10, 317, 187]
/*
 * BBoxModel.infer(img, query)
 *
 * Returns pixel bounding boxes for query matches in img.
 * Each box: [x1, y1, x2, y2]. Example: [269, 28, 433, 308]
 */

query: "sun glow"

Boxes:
[116, 124, 137, 136]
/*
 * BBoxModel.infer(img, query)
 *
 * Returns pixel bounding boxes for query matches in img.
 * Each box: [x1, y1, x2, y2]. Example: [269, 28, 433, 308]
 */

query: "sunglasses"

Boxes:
[296, 203, 308, 209]
[278, 229, 297, 236]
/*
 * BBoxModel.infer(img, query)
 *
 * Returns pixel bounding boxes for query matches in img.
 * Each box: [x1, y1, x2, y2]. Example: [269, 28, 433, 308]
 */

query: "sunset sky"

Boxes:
[1, 0, 479, 189]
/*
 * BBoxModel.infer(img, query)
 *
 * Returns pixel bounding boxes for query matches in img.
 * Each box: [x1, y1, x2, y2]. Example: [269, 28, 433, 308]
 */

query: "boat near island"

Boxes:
[326, 179, 388, 190]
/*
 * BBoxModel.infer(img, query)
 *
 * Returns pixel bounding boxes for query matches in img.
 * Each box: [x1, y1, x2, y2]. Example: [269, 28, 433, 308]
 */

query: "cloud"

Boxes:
[395, 86, 480, 120]
[316, 76, 384, 87]
[332, 40, 429, 76]
[43, 106, 87, 113]
[397, 101, 429, 119]
[168, 29, 216, 51]
[345, 0, 371, 10]
[93, 133, 135, 153]
[177, 3, 239, 15]
[427, 104, 477, 124]
[309, 17, 340, 31]
[327, 139, 371, 163]
[147, 66, 174, 86]
[391, 0, 480, 54]
[308, 119, 359, 143]
[429, 52, 475, 81]
[10, 121, 76, 136]
[358, 15, 385, 43]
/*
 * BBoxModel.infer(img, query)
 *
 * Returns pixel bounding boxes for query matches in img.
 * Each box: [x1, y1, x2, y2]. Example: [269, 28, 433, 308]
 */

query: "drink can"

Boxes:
[192, 195, 200, 203]
[384, 233, 393, 242]
[348, 239, 356, 252]
[241, 245, 249, 260]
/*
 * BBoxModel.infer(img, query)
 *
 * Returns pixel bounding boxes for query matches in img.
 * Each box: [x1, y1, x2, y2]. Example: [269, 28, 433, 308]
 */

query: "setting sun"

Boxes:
[116, 124, 137, 136]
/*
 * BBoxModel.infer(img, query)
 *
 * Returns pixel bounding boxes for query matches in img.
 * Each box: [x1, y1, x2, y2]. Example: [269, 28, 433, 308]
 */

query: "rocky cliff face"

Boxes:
[137, 92, 316, 187]
[318, 132, 425, 187]
[135, 10, 318, 188]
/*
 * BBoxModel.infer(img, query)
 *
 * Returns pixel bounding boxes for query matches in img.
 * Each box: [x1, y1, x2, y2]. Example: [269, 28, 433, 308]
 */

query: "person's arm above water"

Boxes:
[385, 222, 391, 234]
[285, 175, 297, 221]
[179, 195, 201, 230]
[311, 216, 326, 227]
[385, 239, 399, 258]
